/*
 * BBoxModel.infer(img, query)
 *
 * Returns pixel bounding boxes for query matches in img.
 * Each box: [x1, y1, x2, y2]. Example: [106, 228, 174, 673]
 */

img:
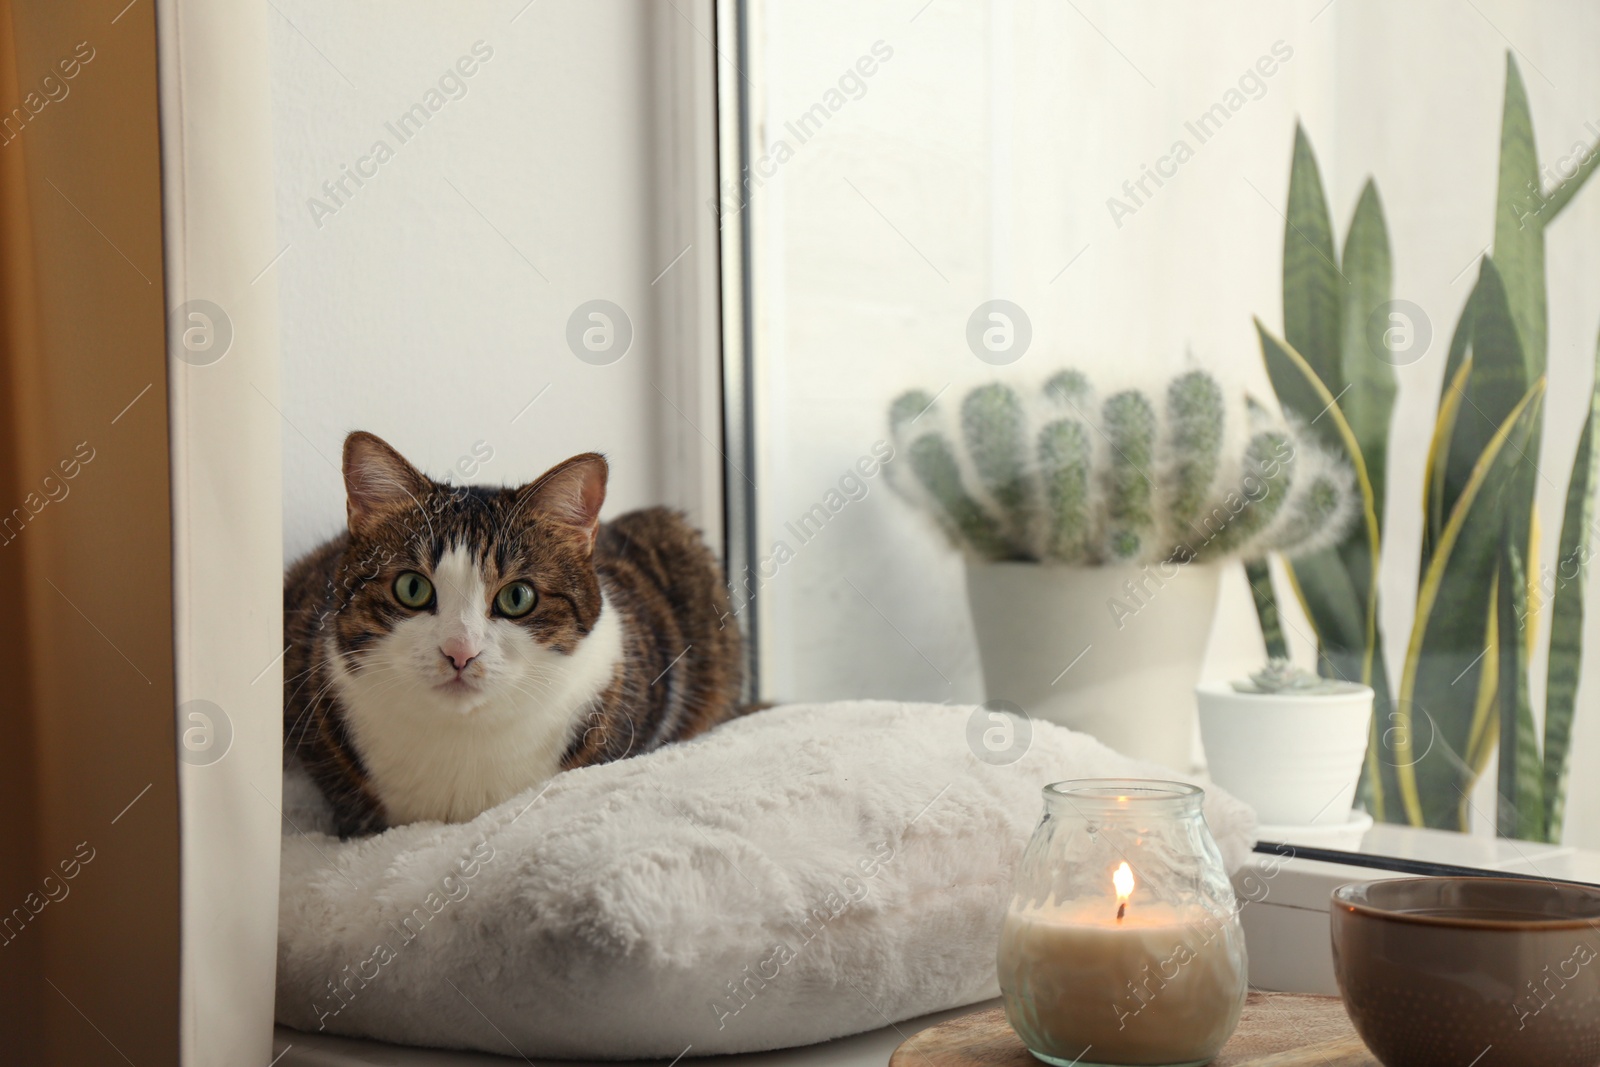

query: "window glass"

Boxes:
[734, 0, 1600, 849]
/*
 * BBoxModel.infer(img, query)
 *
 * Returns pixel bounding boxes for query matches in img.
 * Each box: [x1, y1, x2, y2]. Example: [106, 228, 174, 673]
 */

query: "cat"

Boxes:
[284, 431, 744, 836]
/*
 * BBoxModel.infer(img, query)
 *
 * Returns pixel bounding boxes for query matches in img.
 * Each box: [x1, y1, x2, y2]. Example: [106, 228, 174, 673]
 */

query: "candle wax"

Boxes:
[997, 900, 1246, 1067]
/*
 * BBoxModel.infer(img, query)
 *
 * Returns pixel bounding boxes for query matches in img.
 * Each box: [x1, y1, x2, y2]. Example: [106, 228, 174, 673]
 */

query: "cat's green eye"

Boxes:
[494, 580, 537, 618]
[393, 571, 435, 609]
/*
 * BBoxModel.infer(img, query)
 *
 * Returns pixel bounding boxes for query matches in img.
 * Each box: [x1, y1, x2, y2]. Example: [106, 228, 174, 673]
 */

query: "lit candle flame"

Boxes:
[1113, 861, 1134, 921]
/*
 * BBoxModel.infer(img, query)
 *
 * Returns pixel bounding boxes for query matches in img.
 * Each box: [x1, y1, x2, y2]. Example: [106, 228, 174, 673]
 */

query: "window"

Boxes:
[728, 0, 1600, 848]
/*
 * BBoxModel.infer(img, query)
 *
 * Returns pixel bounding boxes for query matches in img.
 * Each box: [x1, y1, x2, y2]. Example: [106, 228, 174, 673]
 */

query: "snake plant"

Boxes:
[887, 370, 1356, 567]
[1251, 53, 1599, 842]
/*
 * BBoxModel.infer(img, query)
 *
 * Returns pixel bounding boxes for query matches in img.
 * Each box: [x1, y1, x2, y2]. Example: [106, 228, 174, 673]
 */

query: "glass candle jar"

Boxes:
[998, 779, 1247, 1067]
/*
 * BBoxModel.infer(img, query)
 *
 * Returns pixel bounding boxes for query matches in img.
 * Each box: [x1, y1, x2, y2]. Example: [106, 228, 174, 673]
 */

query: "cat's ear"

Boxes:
[520, 453, 608, 553]
[343, 432, 430, 536]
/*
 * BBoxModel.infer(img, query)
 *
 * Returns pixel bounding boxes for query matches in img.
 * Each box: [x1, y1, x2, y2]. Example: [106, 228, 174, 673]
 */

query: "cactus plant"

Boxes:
[905, 433, 1010, 559]
[961, 383, 1036, 553]
[889, 389, 936, 433]
[1250, 54, 1600, 841]
[888, 368, 1356, 567]
[1037, 418, 1092, 561]
[1211, 424, 1293, 554]
[1165, 370, 1226, 537]
[1100, 390, 1158, 562]
[1044, 368, 1093, 408]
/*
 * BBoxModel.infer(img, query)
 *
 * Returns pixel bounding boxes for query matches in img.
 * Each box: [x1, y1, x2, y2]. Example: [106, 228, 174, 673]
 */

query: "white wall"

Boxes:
[746, 0, 1600, 845]
[269, 1, 720, 564]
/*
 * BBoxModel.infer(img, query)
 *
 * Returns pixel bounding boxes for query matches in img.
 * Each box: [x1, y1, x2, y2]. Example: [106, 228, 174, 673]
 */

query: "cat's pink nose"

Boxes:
[440, 638, 480, 672]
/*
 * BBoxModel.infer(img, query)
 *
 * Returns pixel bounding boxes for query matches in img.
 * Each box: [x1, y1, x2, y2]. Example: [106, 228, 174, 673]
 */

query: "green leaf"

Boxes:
[1396, 381, 1545, 828]
[1433, 265, 1542, 825]
[1282, 548, 1366, 675]
[1357, 653, 1399, 823]
[1495, 537, 1545, 840]
[1543, 332, 1600, 840]
[1540, 146, 1600, 222]
[1439, 259, 1531, 536]
[1423, 355, 1472, 574]
[1284, 125, 1344, 397]
[1279, 552, 1398, 821]
[1339, 180, 1396, 529]
[1258, 320, 1400, 821]
[1245, 557, 1289, 661]
[1491, 53, 1547, 378]
[1441, 280, 1479, 394]
[1257, 322, 1381, 674]
[1460, 593, 1502, 799]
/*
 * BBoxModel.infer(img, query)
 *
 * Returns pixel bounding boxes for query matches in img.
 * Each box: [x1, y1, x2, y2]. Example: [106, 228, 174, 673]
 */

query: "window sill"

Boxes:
[272, 826, 1598, 1065]
[1242, 823, 1600, 994]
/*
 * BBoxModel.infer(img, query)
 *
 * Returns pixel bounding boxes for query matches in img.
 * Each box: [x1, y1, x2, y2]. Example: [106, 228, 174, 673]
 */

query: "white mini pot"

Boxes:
[965, 559, 1221, 773]
[1195, 679, 1374, 826]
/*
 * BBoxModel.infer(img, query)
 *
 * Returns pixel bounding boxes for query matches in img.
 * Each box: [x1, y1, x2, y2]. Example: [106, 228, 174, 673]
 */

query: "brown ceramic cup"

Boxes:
[1331, 877, 1600, 1067]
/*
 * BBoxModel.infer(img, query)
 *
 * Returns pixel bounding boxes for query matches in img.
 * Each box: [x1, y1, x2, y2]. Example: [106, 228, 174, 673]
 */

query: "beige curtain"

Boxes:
[0, 1, 178, 1062]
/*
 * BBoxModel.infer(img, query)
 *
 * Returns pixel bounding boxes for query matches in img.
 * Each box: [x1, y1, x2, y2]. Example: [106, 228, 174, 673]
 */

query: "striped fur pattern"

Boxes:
[284, 432, 743, 836]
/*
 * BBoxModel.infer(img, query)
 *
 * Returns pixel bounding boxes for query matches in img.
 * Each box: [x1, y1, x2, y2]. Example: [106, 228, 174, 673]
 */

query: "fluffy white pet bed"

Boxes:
[276, 700, 1255, 1059]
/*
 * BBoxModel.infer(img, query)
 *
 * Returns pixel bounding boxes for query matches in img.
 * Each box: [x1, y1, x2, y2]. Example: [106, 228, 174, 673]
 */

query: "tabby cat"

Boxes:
[284, 431, 744, 836]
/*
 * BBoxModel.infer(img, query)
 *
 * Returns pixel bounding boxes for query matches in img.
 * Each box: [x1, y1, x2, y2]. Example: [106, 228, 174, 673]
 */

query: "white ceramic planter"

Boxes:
[1196, 680, 1375, 825]
[964, 559, 1221, 773]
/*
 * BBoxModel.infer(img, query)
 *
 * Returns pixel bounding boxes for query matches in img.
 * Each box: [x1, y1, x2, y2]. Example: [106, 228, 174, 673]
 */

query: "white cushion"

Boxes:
[275, 700, 1255, 1058]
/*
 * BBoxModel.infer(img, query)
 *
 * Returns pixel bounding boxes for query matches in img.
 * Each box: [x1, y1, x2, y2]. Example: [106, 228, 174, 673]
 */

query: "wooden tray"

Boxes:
[889, 993, 1378, 1067]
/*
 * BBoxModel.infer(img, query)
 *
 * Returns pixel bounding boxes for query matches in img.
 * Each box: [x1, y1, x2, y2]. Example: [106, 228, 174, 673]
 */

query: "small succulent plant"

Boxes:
[887, 368, 1357, 566]
[1232, 658, 1357, 695]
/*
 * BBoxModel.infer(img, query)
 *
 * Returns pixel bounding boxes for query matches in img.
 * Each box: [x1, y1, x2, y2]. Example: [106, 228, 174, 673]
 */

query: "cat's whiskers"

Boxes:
[282, 641, 387, 720]
[357, 673, 417, 710]
[283, 661, 334, 708]
[504, 678, 560, 710]
[517, 658, 564, 687]
[281, 661, 320, 688]
[285, 679, 357, 745]
[508, 659, 570, 699]
[291, 653, 393, 729]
